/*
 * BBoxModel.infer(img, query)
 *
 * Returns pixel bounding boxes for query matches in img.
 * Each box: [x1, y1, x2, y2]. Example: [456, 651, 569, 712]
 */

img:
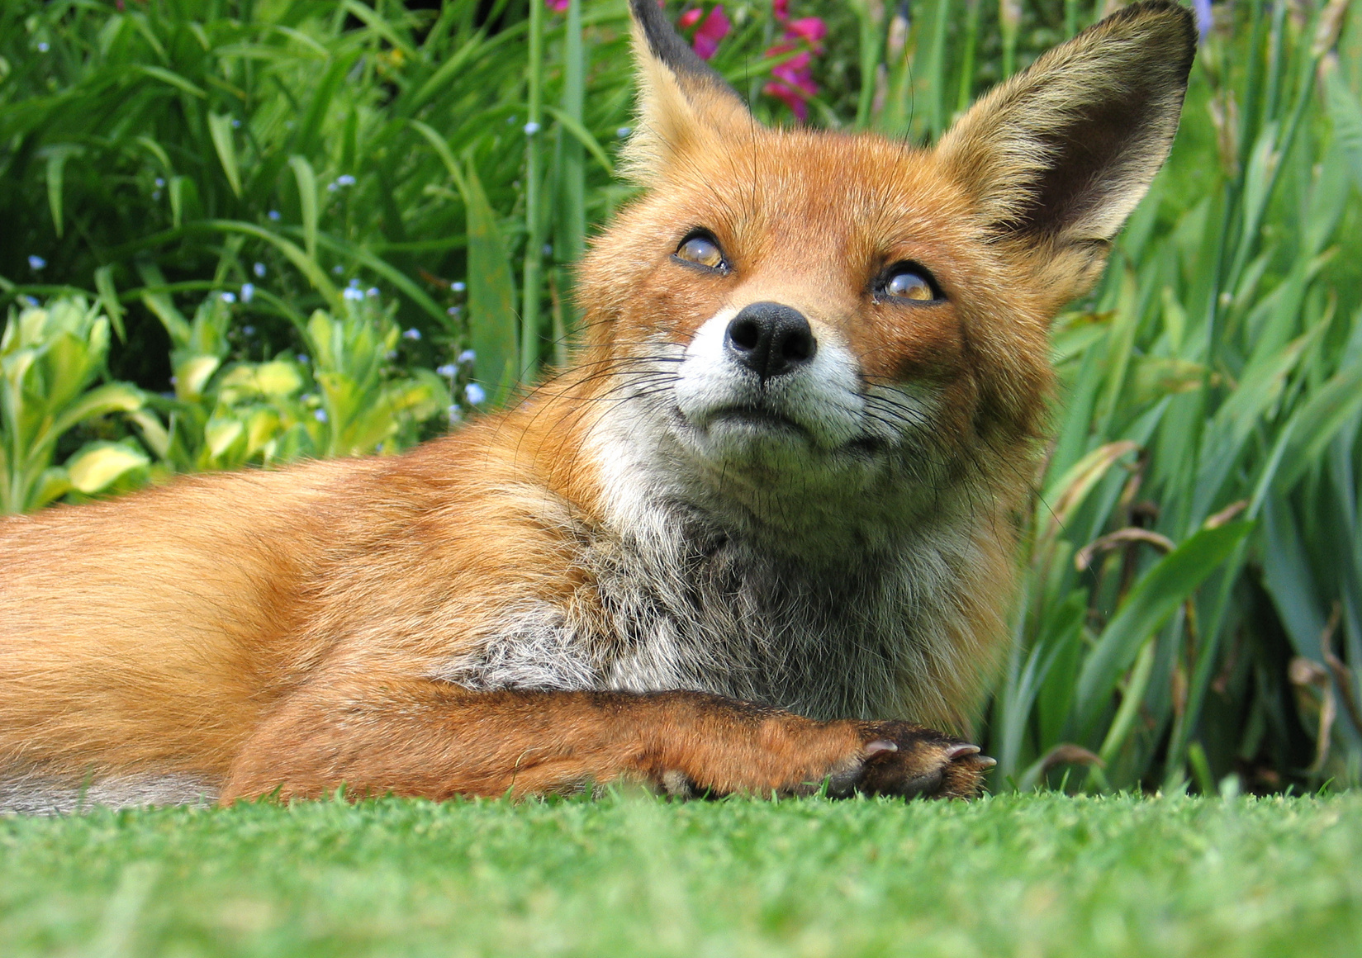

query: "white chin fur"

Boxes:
[674, 309, 865, 454]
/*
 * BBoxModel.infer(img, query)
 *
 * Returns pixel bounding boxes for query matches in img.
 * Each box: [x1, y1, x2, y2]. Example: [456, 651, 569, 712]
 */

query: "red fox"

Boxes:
[0, 1, 1193, 811]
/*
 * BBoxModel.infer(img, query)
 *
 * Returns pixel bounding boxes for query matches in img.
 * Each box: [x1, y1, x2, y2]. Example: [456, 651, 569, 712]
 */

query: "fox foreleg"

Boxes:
[221, 680, 992, 802]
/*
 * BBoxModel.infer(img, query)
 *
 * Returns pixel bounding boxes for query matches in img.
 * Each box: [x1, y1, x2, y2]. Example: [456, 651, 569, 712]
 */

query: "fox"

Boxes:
[0, 1, 1194, 812]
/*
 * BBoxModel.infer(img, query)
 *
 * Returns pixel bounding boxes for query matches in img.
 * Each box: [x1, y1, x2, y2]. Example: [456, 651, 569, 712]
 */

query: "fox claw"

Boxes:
[846, 722, 993, 799]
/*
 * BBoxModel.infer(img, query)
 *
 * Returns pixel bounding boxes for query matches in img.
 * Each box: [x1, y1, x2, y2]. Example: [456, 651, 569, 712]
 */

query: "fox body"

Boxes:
[0, 1, 1194, 811]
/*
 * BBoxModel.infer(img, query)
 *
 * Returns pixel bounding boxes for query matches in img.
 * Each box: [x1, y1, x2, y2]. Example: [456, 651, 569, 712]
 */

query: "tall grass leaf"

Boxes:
[543, 106, 613, 176]
[288, 156, 319, 260]
[409, 40, 485, 115]
[135, 265, 192, 347]
[43, 144, 82, 240]
[291, 55, 354, 158]
[207, 113, 243, 199]
[1042, 440, 1139, 535]
[408, 121, 467, 194]
[308, 232, 450, 328]
[1261, 497, 1329, 660]
[1324, 67, 1362, 197]
[1073, 521, 1254, 739]
[462, 162, 518, 402]
[92, 265, 126, 341]
[134, 65, 207, 99]
[202, 221, 340, 309]
[341, 0, 416, 59]
[1267, 352, 1362, 493]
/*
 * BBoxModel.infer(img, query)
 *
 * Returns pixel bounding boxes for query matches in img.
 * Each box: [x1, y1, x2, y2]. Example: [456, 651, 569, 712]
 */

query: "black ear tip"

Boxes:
[628, 0, 744, 100]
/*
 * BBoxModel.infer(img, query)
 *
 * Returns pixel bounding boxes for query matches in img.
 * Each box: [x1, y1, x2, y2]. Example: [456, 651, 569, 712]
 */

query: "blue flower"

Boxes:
[617, 126, 632, 138]
[253, 262, 266, 278]
[446, 306, 462, 317]
[37, 42, 49, 53]
[231, 118, 241, 129]
[436, 364, 457, 378]
[314, 409, 328, 423]
[336, 174, 356, 187]
[447, 405, 463, 422]
[367, 287, 380, 298]
[27, 255, 46, 270]
[268, 210, 281, 221]
[458, 349, 476, 365]
[332, 265, 344, 275]
[464, 382, 486, 405]
[1193, 0, 1212, 40]
[21, 295, 39, 307]
[523, 121, 541, 135]
[451, 281, 466, 293]
[240, 283, 255, 304]
[243, 325, 256, 336]
[403, 328, 422, 341]
[298, 357, 310, 367]
[343, 287, 364, 301]
[220, 291, 237, 304]
[348, 278, 361, 288]
[154, 177, 165, 188]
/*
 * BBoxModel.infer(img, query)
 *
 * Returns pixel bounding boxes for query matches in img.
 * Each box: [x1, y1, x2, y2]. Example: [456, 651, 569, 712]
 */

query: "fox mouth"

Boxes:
[703, 406, 808, 435]
[687, 405, 886, 458]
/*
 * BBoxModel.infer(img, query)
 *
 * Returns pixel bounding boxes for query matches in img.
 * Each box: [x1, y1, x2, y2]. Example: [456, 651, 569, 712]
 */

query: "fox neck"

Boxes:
[535, 384, 1007, 726]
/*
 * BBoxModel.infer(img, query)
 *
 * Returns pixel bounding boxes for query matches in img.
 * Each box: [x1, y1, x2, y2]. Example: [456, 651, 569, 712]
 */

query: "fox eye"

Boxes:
[674, 231, 727, 272]
[880, 263, 942, 303]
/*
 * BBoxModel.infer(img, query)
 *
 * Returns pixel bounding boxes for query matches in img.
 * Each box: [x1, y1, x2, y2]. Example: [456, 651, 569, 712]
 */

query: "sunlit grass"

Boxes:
[2, 792, 1359, 957]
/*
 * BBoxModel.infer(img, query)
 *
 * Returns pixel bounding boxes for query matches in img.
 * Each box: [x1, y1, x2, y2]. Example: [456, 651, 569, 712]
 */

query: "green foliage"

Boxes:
[983, 0, 1362, 795]
[1, 793, 1360, 956]
[0, 290, 446, 509]
[0, 0, 1360, 794]
[0, 297, 148, 512]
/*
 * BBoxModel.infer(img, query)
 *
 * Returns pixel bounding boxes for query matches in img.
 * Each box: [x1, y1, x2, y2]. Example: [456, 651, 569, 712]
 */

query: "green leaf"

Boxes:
[49, 382, 145, 439]
[1073, 521, 1254, 738]
[288, 156, 319, 260]
[543, 106, 613, 176]
[461, 162, 519, 401]
[135, 65, 208, 99]
[93, 265, 127, 341]
[65, 442, 150, 495]
[1325, 67, 1362, 197]
[208, 112, 243, 198]
[43, 144, 83, 240]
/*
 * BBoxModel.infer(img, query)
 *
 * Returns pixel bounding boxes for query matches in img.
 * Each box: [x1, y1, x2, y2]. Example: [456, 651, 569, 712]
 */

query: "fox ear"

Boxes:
[622, 0, 754, 183]
[936, 0, 1194, 295]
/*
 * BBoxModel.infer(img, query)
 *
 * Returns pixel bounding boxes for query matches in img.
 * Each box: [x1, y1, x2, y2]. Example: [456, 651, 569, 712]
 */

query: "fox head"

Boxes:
[573, 0, 1194, 553]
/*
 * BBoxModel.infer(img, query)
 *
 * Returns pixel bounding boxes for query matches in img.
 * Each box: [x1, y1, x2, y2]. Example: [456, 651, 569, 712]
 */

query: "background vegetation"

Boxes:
[2, 0, 1360, 797]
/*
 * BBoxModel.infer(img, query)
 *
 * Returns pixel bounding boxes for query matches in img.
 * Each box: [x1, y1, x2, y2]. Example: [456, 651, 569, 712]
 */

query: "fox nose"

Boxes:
[724, 303, 817, 381]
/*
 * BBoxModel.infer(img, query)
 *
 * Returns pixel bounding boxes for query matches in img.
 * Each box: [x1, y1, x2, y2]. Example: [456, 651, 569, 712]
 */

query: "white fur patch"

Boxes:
[0, 773, 216, 815]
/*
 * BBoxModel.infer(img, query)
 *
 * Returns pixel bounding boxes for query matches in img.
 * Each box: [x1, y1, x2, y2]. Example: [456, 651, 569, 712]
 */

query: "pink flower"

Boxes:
[678, 7, 704, 28]
[760, 12, 826, 121]
[773, 0, 790, 20]
[784, 16, 826, 48]
[545, 0, 569, 10]
[763, 80, 809, 121]
[691, 6, 731, 61]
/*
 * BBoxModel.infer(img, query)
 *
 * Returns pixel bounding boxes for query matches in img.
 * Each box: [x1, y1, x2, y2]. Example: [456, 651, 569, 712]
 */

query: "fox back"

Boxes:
[0, 1, 1195, 809]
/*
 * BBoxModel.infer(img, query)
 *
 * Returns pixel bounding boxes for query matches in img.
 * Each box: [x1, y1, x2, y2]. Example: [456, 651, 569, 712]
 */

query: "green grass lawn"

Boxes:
[2, 792, 1359, 958]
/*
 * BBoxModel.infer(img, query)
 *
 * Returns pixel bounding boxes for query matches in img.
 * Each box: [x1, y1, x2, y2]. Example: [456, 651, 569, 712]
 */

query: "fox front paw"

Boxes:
[830, 722, 995, 799]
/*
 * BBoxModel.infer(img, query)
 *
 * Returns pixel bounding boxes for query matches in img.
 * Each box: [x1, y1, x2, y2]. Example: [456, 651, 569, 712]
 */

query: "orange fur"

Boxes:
[0, 1, 1194, 809]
